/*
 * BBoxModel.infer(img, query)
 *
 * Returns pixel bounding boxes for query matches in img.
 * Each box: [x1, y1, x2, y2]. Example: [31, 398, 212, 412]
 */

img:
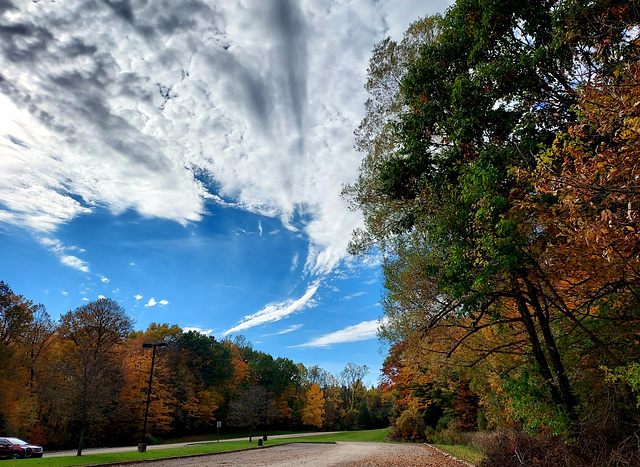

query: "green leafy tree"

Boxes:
[346, 0, 640, 435]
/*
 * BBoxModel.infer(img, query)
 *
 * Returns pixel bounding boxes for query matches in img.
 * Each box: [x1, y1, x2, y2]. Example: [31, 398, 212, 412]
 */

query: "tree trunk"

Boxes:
[525, 281, 577, 415]
[76, 427, 85, 457]
[512, 279, 564, 407]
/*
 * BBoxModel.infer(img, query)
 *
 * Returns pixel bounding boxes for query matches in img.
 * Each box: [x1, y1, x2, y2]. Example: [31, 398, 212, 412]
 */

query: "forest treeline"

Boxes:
[0, 283, 389, 453]
[344, 0, 640, 465]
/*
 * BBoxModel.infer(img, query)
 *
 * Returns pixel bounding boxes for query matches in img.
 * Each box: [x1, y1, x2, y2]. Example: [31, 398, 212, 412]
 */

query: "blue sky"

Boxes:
[0, 0, 451, 383]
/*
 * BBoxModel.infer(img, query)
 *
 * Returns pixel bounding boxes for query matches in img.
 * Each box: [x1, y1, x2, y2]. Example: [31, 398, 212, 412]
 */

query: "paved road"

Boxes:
[44, 432, 343, 458]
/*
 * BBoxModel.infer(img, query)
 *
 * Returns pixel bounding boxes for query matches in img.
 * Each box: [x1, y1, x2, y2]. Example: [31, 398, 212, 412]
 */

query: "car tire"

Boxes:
[11, 452, 20, 459]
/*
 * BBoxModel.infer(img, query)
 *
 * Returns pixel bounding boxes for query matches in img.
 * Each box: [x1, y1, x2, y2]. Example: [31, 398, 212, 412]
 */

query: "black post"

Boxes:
[139, 342, 166, 452]
[263, 390, 268, 441]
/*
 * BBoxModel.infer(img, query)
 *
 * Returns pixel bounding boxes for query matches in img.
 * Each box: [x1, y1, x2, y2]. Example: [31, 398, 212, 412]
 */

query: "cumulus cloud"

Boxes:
[0, 0, 452, 281]
[292, 317, 387, 348]
[184, 327, 213, 336]
[134, 294, 143, 300]
[224, 282, 319, 335]
[97, 294, 106, 300]
[101, 276, 110, 283]
[144, 297, 168, 307]
[38, 237, 89, 273]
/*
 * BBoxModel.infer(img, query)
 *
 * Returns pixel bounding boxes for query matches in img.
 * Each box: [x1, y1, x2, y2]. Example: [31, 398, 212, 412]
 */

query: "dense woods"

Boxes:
[344, 0, 640, 465]
[0, 283, 390, 451]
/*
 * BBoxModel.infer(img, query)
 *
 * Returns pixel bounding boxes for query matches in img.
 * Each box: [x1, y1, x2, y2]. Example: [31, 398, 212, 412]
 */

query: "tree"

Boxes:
[227, 386, 275, 442]
[346, 0, 640, 439]
[302, 384, 325, 429]
[57, 298, 133, 455]
[0, 282, 45, 436]
[340, 363, 368, 412]
[0, 281, 35, 349]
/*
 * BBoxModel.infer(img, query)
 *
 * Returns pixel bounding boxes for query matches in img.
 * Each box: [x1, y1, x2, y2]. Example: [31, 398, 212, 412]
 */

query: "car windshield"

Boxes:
[5, 438, 28, 445]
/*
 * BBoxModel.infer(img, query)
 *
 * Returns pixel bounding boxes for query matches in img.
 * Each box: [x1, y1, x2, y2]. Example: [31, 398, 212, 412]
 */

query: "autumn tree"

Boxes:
[0, 282, 47, 436]
[114, 326, 176, 442]
[346, 0, 640, 444]
[340, 362, 369, 414]
[302, 384, 325, 429]
[57, 298, 133, 455]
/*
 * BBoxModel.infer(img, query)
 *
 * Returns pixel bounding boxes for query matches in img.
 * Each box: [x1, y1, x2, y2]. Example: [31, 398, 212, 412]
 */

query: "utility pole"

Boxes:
[139, 342, 167, 453]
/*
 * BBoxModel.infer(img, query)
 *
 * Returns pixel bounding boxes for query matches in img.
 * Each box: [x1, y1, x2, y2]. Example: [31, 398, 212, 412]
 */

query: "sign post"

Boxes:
[217, 421, 221, 443]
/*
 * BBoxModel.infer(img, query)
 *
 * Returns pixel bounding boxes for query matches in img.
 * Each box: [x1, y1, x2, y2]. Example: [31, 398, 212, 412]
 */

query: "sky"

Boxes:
[0, 0, 452, 384]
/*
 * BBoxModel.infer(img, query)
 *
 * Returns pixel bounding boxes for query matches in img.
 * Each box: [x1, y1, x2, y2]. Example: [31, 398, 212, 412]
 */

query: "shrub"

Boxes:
[476, 430, 640, 467]
[395, 408, 425, 441]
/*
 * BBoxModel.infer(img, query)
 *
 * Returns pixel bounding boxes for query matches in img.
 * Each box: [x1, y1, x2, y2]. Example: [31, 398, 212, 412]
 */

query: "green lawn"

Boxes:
[270, 428, 390, 443]
[159, 430, 304, 444]
[13, 429, 482, 467]
[432, 444, 483, 465]
[8, 440, 257, 467]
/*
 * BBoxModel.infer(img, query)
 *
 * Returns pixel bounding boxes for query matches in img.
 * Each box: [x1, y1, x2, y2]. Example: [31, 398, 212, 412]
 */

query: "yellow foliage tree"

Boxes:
[302, 383, 325, 429]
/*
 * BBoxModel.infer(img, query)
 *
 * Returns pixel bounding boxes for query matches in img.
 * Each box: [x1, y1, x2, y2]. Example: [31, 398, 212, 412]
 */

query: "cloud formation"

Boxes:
[184, 327, 213, 336]
[38, 237, 89, 273]
[293, 317, 387, 348]
[0, 0, 451, 279]
[224, 282, 318, 335]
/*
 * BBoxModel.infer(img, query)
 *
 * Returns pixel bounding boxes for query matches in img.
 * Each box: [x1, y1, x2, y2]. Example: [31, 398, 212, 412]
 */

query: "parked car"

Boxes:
[0, 437, 44, 459]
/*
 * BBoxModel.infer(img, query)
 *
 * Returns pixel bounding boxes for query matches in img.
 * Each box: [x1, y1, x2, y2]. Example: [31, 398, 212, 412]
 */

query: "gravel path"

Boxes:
[124, 442, 468, 467]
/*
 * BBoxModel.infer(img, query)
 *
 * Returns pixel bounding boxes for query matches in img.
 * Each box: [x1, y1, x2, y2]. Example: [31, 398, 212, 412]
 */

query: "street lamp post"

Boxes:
[262, 379, 272, 442]
[139, 342, 167, 452]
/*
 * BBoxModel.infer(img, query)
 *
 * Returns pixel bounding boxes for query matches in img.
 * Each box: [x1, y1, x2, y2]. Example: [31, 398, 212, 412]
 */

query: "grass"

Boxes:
[13, 428, 482, 466]
[159, 430, 304, 444]
[270, 428, 391, 443]
[432, 444, 483, 465]
[8, 440, 257, 467]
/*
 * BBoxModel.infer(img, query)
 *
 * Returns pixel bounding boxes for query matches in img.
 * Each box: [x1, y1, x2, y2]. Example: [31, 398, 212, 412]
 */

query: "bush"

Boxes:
[395, 408, 425, 441]
[143, 434, 162, 445]
[476, 430, 640, 467]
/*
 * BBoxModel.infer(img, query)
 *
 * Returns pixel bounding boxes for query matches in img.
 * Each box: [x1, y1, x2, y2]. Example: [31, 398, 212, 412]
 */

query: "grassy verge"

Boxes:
[10, 440, 255, 467]
[432, 444, 483, 465]
[15, 429, 391, 466]
[269, 428, 390, 443]
[159, 430, 304, 444]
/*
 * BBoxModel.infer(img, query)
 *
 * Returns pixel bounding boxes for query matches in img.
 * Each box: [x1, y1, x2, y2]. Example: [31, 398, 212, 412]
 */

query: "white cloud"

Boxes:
[183, 327, 213, 336]
[224, 282, 319, 335]
[262, 324, 303, 337]
[341, 291, 366, 301]
[145, 298, 157, 307]
[293, 317, 387, 348]
[134, 294, 143, 300]
[0, 0, 453, 279]
[61, 290, 68, 296]
[101, 276, 110, 283]
[159, 299, 169, 306]
[97, 294, 106, 300]
[38, 237, 89, 273]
